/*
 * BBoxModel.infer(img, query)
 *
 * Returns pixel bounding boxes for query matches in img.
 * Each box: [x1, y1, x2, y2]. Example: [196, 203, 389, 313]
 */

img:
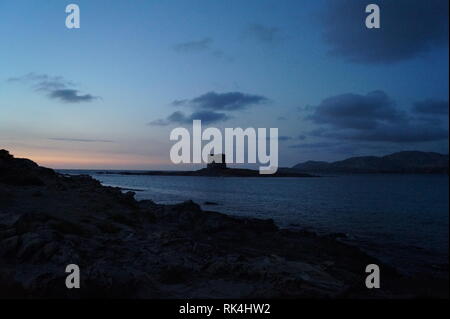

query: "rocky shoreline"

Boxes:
[0, 150, 448, 298]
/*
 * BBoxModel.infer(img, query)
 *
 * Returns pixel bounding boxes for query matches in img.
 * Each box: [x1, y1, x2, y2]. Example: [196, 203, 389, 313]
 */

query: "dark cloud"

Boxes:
[7, 73, 98, 103]
[413, 99, 449, 115]
[151, 91, 267, 126]
[172, 38, 233, 61]
[49, 138, 113, 143]
[149, 111, 185, 126]
[173, 38, 213, 53]
[190, 111, 231, 124]
[8, 73, 74, 91]
[288, 140, 429, 158]
[289, 142, 336, 149]
[49, 89, 98, 103]
[177, 91, 268, 111]
[297, 105, 314, 113]
[279, 136, 293, 141]
[267, 135, 305, 142]
[307, 91, 448, 143]
[334, 125, 448, 143]
[171, 99, 188, 106]
[152, 91, 266, 126]
[211, 49, 234, 62]
[321, 0, 449, 64]
[309, 91, 404, 130]
[246, 24, 282, 44]
[149, 111, 230, 126]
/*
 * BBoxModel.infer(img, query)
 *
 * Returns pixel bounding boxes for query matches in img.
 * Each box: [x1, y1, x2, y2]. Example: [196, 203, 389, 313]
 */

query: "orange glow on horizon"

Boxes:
[7, 148, 169, 170]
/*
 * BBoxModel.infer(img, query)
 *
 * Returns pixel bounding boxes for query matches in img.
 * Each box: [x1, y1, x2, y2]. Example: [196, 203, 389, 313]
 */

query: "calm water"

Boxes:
[62, 171, 449, 277]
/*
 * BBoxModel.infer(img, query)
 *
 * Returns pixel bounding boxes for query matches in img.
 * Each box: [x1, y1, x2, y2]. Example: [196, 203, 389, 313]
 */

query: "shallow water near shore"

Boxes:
[61, 170, 449, 278]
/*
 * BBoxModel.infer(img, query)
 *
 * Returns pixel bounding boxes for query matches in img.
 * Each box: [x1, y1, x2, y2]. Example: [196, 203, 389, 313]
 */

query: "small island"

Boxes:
[98, 154, 317, 178]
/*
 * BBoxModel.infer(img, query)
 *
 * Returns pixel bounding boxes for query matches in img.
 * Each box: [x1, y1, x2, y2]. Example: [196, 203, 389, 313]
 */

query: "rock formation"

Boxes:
[0, 150, 447, 298]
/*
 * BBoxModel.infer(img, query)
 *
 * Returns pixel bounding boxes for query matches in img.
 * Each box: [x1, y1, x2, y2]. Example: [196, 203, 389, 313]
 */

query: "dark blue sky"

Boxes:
[0, 0, 448, 169]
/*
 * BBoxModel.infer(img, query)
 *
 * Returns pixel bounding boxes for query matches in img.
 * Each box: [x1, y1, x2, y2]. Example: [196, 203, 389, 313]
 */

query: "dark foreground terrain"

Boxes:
[0, 149, 448, 298]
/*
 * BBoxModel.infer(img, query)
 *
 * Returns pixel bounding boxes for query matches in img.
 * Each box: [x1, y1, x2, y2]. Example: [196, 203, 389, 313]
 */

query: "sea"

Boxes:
[59, 170, 449, 278]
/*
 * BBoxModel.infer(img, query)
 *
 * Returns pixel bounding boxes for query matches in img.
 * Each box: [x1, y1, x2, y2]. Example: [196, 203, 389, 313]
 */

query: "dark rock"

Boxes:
[325, 233, 348, 240]
[120, 191, 138, 207]
[243, 218, 278, 233]
[0, 235, 20, 257]
[95, 221, 121, 234]
[0, 149, 447, 299]
[204, 201, 219, 206]
[16, 233, 47, 261]
[173, 200, 202, 213]
[158, 265, 193, 284]
[49, 219, 90, 237]
[138, 200, 158, 209]
[14, 213, 51, 235]
[40, 242, 59, 261]
[0, 149, 13, 160]
[109, 213, 136, 227]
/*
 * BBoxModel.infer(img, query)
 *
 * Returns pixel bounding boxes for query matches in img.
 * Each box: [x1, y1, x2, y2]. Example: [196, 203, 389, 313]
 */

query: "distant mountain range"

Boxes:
[292, 151, 449, 174]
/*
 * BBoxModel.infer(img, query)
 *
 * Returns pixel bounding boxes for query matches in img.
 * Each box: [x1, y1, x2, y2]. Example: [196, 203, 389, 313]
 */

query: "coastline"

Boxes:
[0, 150, 448, 298]
[95, 167, 318, 178]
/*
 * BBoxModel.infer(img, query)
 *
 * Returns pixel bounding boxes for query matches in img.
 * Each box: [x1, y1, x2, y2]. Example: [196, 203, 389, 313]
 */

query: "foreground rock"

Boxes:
[0, 150, 447, 298]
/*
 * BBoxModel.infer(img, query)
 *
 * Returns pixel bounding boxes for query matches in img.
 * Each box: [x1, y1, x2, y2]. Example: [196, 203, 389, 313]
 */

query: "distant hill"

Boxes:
[292, 151, 449, 174]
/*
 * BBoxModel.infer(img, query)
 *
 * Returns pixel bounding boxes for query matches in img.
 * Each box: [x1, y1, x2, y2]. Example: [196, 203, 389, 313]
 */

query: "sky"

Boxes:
[0, 0, 448, 169]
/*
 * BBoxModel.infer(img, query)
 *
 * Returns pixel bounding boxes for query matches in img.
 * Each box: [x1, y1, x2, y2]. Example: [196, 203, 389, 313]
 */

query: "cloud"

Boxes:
[332, 125, 448, 143]
[49, 138, 113, 143]
[7, 73, 99, 103]
[306, 91, 448, 143]
[171, 99, 188, 106]
[278, 136, 293, 141]
[211, 49, 234, 62]
[175, 91, 268, 111]
[8, 73, 74, 91]
[321, 0, 449, 64]
[172, 38, 233, 61]
[289, 142, 336, 149]
[246, 24, 282, 44]
[49, 89, 98, 103]
[309, 91, 404, 130]
[413, 99, 449, 115]
[151, 91, 268, 126]
[173, 38, 213, 53]
[265, 135, 293, 143]
[149, 111, 230, 126]
[288, 140, 419, 157]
